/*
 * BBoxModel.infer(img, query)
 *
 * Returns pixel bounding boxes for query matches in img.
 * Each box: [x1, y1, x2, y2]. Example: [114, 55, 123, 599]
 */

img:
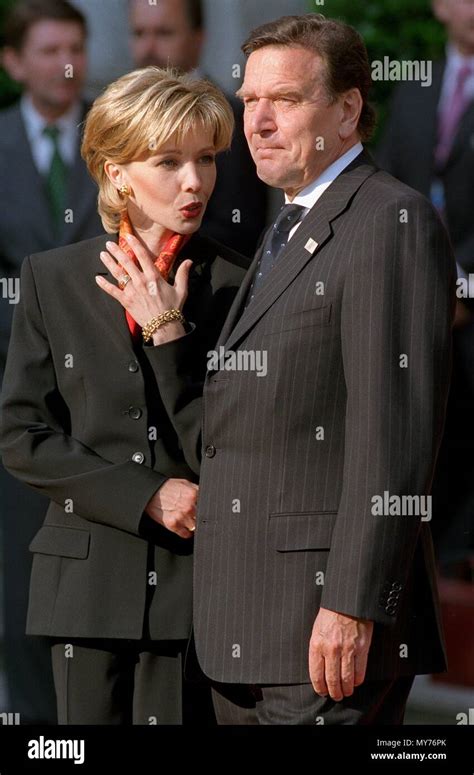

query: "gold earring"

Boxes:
[119, 184, 130, 196]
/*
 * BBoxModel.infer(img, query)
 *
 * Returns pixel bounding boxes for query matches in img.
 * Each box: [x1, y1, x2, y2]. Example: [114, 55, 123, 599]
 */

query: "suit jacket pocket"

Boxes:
[29, 525, 90, 559]
[268, 510, 337, 551]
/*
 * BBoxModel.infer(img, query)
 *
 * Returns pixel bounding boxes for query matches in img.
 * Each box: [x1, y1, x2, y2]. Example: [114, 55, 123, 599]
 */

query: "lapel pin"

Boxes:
[304, 238, 318, 253]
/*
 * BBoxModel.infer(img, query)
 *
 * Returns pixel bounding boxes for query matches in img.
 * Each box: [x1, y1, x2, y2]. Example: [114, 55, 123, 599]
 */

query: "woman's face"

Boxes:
[121, 125, 217, 235]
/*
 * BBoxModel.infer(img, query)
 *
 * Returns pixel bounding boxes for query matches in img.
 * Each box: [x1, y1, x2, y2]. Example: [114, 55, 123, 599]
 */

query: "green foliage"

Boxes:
[309, 0, 447, 143]
[0, 0, 21, 109]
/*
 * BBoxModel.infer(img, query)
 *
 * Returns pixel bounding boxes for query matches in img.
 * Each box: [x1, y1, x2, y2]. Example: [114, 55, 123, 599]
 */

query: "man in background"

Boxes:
[128, 0, 269, 257]
[0, 0, 102, 724]
[377, 0, 474, 576]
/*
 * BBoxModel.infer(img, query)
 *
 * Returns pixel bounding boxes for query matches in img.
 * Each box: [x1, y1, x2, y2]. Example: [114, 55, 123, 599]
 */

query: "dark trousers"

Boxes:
[51, 638, 215, 725]
[211, 676, 415, 725]
[1, 465, 56, 724]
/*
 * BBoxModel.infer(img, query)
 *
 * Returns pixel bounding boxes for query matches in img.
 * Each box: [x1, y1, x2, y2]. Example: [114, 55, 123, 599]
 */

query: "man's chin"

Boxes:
[255, 165, 289, 189]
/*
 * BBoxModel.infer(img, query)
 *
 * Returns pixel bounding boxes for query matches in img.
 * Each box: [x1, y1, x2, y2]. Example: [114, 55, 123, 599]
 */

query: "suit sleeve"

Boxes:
[144, 327, 203, 476]
[320, 195, 456, 625]
[0, 256, 167, 537]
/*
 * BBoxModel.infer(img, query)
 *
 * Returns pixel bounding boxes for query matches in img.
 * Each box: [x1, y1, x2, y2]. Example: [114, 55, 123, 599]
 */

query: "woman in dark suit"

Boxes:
[0, 67, 247, 725]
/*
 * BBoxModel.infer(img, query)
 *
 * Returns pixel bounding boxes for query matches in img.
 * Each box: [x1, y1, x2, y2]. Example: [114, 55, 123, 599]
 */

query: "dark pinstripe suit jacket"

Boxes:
[147, 150, 456, 684]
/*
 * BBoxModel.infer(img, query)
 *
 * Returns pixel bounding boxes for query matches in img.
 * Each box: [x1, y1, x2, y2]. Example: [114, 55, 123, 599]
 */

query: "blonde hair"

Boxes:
[81, 67, 234, 233]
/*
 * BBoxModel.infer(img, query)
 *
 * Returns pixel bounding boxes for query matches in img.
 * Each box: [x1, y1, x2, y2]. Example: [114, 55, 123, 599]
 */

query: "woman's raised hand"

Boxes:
[96, 233, 193, 341]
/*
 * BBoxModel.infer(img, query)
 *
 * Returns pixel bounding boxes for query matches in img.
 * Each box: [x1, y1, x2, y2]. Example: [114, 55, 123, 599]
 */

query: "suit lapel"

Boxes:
[446, 99, 474, 167]
[215, 235, 268, 348]
[223, 150, 378, 352]
[93, 234, 136, 350]
[9, 107, 55, 245]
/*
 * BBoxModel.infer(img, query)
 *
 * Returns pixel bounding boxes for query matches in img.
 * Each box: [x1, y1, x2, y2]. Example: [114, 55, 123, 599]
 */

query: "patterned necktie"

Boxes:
[43, 124, 67, 232]
[435, 63, 472, 168]
[245, 203, 305, 307]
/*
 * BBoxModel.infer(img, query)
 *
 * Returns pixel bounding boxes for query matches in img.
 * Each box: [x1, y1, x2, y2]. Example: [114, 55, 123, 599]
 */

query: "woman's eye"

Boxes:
[158, 159, 178, 169]
[199, 155, 215, 165]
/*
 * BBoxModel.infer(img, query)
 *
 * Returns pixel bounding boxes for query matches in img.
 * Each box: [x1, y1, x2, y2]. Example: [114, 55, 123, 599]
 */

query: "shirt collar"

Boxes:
[284, 142, 364, 209]
[20, 93, 82, 137]
[445, 42, 474, 72]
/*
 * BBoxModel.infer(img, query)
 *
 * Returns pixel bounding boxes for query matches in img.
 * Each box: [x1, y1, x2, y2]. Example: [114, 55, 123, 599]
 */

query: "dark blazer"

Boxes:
[376, 60, 474, 275]
[147, 151, 456, 684]
[0, 231, 247, 640]
[0, 101, 103, 379]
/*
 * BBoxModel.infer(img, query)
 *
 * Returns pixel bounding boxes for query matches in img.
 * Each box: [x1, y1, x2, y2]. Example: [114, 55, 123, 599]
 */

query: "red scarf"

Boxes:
[118, 212, 190, 339]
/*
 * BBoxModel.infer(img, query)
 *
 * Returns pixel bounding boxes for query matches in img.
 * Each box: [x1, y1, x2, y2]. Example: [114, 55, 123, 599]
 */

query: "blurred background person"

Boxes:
[377, 0, 474, 579]
[128, 0, 269, 257]
[0, 0, 101, 724]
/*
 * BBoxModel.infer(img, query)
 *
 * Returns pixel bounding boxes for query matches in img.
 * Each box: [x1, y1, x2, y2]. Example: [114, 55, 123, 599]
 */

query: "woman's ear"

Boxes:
[104, 160, 124, 190]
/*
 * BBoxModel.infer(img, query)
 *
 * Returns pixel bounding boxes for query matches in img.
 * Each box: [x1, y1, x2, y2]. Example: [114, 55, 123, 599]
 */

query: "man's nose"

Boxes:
[246, 99, 277, 134]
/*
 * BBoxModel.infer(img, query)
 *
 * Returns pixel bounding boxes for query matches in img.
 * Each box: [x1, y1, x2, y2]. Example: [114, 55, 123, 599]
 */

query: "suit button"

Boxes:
[129, 406, 142, 419]
[131, 451, 145, 464]
[386, 604, 397, 616]
[128, 360, 139, 373]
[392, 582, 402, 591]
[205, 444, 216, 458]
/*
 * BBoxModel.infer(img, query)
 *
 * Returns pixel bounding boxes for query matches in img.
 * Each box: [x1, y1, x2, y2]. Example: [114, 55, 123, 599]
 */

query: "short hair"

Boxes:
[2, 0, 87, 50]
[81, 67, 234, 233]
[241, 13, 376, 143]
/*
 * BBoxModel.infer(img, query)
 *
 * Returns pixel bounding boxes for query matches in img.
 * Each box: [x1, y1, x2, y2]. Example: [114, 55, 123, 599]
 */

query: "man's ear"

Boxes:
[2, 47, 25, 83]
[339, 88, 363, 141]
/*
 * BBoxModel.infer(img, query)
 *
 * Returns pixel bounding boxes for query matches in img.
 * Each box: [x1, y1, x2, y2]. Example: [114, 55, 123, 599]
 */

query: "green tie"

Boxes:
[43, 125, 67, 232]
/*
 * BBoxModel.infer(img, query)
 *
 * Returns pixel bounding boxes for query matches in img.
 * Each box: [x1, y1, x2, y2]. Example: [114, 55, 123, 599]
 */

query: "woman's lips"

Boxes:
[180, 202, 203, 219]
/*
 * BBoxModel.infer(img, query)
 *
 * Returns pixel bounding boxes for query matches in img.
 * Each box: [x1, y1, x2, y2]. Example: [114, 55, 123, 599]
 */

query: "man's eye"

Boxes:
[199, 155, 215, 165]
[244, 98, 257, 108]
[276, 97, 294, 104]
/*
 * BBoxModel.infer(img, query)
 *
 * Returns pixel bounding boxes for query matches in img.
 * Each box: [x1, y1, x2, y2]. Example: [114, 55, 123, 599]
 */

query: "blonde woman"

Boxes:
[0, 67, 247, 725]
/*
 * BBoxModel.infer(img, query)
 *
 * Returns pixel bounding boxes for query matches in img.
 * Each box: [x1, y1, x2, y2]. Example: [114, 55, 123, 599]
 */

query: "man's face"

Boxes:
[129, 0, 203, 71]
[433, 0, 474, 55]
[238, 46, 358, 198]
[3, 20, 86, 112]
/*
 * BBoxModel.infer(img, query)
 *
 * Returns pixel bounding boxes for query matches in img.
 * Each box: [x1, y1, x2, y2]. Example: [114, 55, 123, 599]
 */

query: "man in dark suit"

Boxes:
[377, 0, 474, 573]
[146, 14, 456, 724]
[0, 0, 102, 723]
[128, 0, 268, 257]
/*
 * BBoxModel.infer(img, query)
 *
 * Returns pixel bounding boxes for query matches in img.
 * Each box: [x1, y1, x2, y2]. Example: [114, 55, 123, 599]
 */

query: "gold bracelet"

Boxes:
[141, 308, 186, 343]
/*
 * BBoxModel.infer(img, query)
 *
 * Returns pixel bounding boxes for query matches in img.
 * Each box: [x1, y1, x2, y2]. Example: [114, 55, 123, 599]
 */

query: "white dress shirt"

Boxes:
[285, 141, 364, 241]
[438, 43, 474, 116]
[20, 94, 82, 175]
